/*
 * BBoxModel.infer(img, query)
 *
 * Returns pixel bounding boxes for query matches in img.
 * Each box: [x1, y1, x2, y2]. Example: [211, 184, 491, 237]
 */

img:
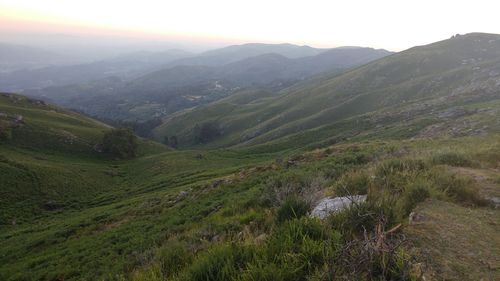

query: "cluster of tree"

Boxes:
[100, 128, 138, 159]
[193, 122, 221, 144]
[162, 135, 178, 148]
[95, 117, 162, 139]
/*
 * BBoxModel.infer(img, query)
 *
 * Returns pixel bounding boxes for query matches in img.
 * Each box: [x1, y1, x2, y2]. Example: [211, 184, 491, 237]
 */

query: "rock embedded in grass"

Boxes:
[310, 195, 367, 219]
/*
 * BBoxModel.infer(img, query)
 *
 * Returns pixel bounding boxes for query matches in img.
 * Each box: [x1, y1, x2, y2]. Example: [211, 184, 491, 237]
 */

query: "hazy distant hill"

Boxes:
[0, 43, 326, 91]
[24, 46, 390, 122]
[0, 49, 193, 91]
[165, 43, 327, 67]
[154, 33, 500, 149]
[0, 43, 77, 72]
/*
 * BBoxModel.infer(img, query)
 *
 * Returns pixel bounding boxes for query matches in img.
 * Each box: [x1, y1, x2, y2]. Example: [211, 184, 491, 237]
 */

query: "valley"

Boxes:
[0, 33, 499, 281]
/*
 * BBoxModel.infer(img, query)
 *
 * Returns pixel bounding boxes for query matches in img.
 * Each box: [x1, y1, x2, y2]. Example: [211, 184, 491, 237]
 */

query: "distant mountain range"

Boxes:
[153, 33, 500, 149]
[21, 44, 391, 122]
[0, 49, 193, 91]
[0, 43, 79, 73]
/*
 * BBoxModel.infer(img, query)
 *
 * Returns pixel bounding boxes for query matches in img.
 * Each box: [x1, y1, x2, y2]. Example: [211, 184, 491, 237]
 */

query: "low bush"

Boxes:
[328, 201, 395, 238]
[100, 128, 138, 159]
[333, 170, 369, 196]
[396, 180, 431, 217]
[0, 120, 12, 141]
[432, 152, 474, 167]
[263, 170, 325, 206]
[263, 218, 341, 280]
[276, 197, 310, 223]
[432, 170, 487, 206]
[182, 244, 254, 281]
[156, 240, 192, 278]
[374, 159, 429, 192]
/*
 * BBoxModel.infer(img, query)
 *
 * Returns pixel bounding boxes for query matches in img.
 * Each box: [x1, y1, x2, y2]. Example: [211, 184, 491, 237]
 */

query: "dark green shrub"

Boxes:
[433, 171, 487, 206]
[193, 122, 221, 144]
[100, 128, 138, 159]
[264, 218, 340, 280]
[432, 152, 474, 167]
[329, 201, 396, 238]
[334, 170, 369, 196]
[376, 159, 428, 177]
[397, 181, 430, 217]
[169, 136, 178, 148]
[276, 197, 310, 223]
[184, 244, 254, 281]
[0, 120, 12, 141]
[374, 159, 429, 192]
[156, 240, 192, 278]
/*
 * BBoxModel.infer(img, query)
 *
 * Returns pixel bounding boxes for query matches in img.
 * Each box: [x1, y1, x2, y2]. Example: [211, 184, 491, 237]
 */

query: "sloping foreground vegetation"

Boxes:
[0, 135, 490, 280]
[1, 92, 499, 280]
[126, 136, 499, 281]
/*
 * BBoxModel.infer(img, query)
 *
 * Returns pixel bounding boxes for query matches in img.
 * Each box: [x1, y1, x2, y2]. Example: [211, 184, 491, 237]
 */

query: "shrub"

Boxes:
[156, 240, 192, 278]
[376, 159, 428, 178]
[432, 170, 487, 206]
[396, 180, 430, 217]
[169, 136, 178, 148]
[276, 197, 310, 223]
[183, 244, 254, 281]
[329, 201, 396, 238]
[264, 170, 325, 207]
[263, 218, 340, 280]
[330, 233, 412, 280]
[0, 120, 12, 141]
[374, 159, 429, 192]
[100, 128, 138, 159]
[432, 152, 474, 167]
[193, 122, 221, 144]
[334, 170, 369, 196]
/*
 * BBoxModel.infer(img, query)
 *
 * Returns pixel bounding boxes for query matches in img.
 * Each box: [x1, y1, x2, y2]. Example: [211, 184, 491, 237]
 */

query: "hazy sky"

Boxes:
[1, 0, 499, 51]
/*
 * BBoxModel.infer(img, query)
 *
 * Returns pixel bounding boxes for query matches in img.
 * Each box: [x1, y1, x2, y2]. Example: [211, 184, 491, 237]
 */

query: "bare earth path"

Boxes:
[405, 167, 500, 280]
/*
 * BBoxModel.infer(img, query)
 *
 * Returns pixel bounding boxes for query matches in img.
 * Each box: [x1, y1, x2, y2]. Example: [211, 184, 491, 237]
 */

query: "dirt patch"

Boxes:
[405, 167, 500, 280]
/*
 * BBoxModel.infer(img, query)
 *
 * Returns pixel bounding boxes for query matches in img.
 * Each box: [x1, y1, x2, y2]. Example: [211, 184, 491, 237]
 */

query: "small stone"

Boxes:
[409, 212, 425, 224]
[254, 233, 268, 244]
[176, 191, 189, 200]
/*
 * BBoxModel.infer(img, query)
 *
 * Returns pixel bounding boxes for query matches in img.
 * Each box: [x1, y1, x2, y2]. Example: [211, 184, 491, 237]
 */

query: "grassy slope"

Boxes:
[0, 94, 277, 279]
[2, 104, 499, 280]
[1, 34, 500, 280]
[155, 33, 500, 149]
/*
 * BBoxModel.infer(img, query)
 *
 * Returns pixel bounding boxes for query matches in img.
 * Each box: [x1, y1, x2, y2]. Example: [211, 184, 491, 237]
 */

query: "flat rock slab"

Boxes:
[310, 195, 367, 219]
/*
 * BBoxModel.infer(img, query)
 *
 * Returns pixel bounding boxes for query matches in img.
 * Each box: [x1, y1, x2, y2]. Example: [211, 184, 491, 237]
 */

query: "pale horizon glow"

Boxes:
[1, 0, 500, 51]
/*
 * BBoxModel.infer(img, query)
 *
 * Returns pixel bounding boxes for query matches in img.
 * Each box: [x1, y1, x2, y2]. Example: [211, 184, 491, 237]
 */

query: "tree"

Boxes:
[169, 136, 178, 148]
[100, 128, 138, 159]
[193, 122, 221, 144]
[163, 135, 170, 145]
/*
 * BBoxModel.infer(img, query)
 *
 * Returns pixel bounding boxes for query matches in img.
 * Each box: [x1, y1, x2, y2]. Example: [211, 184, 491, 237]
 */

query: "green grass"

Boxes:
[2, 132, 499, 280]
[1, 91, 500, 280]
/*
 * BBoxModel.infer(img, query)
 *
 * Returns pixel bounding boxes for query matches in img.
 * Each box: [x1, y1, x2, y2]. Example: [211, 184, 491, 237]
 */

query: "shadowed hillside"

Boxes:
[155, 33, 500, 150]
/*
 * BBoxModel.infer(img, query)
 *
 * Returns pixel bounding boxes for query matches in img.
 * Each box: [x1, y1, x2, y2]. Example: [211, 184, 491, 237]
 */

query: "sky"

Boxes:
[1, 0, 500, 51]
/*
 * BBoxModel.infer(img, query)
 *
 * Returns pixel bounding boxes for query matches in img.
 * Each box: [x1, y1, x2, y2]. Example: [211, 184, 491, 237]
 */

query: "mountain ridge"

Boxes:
[153, 33, 500, 149]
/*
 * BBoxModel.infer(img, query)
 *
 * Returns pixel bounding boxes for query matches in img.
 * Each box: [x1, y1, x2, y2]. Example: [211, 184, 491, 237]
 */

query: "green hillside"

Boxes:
[154, 33, 500, 150]
[1, 34, 500, 281]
